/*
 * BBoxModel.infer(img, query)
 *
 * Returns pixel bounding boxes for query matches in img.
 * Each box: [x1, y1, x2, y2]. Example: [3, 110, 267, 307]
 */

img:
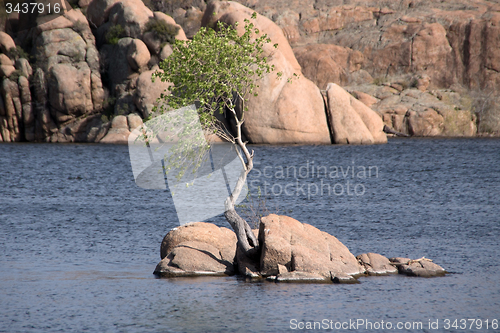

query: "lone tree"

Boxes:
[152, 13, 281, 256]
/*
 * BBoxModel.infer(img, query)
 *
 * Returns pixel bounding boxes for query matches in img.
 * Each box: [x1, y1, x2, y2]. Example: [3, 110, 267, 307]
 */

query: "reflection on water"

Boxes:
[1, 139, 499, 332]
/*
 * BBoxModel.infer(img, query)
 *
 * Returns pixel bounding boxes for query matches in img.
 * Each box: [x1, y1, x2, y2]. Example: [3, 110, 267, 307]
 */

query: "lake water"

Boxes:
[1, 139, 499, 332]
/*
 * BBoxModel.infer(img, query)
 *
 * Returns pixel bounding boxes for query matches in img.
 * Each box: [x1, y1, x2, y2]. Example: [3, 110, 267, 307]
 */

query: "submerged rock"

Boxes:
[357, 252, 398, 275]
[390, 257, 446, 277]
[270, 271, 331, 283]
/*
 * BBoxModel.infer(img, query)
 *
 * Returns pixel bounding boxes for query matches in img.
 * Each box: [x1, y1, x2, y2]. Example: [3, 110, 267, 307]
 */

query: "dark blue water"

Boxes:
[1, 139, 499, 332]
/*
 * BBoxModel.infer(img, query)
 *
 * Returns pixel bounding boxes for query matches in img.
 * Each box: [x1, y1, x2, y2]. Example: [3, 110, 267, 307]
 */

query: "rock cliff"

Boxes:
[1, 0, 498, 142]
[236, 0, 500, 135]
[0, 0, 186, 143]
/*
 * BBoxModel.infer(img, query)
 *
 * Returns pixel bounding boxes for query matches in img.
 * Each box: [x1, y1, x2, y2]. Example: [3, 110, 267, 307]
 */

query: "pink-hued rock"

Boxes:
[410, 23, 453, 88]
[352, 91, 379, 108]
[134, 69, 172, 118]
[0, 54, 13, 66]
[1, 78, 21, 141]
[108, 0, 154, 38]
[0, 65, 16, 78]
[127, 113, 143, 131]
[236, 0, 500, 92]
[159, 44, 173, 60]
[390, 257, 446, 277]
[326, 83, 386, 144]
[79, 0, 92, 7]
[258, 214, 365, 280]
[357, 253, 398, 275]
[155, 222, 238, 277]
[126, 38, 150, 71]
[160, 222, 237, 260]
[99, 115, 131, 143]
[407, 109, 444, 137]
[35, 15, 73, 33]
[153, 12, 188, 41]
[0, 31, 16, 54]
[294, 44, 367, 89]
[157, 240, 234, 275]
[48, 63, 94, 120]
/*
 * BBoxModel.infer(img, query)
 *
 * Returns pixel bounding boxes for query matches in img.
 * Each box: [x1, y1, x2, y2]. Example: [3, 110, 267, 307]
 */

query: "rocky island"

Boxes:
[154, 214, 447, 283]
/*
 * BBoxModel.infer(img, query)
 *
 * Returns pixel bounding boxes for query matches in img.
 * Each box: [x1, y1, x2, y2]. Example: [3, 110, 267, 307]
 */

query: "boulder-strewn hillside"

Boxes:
[235, 0, 500, 90]
[1, 0, 498, 143]
[0, 0, 186, 143]
[168, 0, 500, 136]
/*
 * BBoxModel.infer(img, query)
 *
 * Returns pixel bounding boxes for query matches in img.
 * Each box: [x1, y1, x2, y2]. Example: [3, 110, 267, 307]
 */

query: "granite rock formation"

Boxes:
[154, 214, 447, 283]
[2, 0, 498, 142]
[0, 0, 185, 143]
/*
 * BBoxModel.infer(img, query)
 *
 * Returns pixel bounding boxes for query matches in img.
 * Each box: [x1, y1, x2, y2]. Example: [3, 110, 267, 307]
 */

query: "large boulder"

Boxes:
[107, 0, 154, 38]
[86, 0, 122, 27]
[126, 38, 150, 71]
[0, 32, 16, 54]
[202, 1, 331, 144]
[326, 83, 387, 144]
[407, 108, 444, 137]
[134, 69, 172, 118]
[169, 3, 206, 39]
[102, 38, 147, 91]
[153, 12, 188, 41]
[258, 214, 365, 282]
[35, 28, 87, 70]
[0, 65, 15, 78]
[48, 63, 94, 121]
[99, 115, 131, 143]
[0, 54, 13, 66]
[155, 222, 238, 277]
[357, 252, 398, 275]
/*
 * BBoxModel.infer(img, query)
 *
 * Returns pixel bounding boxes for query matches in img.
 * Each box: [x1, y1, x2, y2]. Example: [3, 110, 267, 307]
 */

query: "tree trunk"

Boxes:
[225, 208, 259, 256]
[222, 107, 259, 256]
[224, 167, 259, 257]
